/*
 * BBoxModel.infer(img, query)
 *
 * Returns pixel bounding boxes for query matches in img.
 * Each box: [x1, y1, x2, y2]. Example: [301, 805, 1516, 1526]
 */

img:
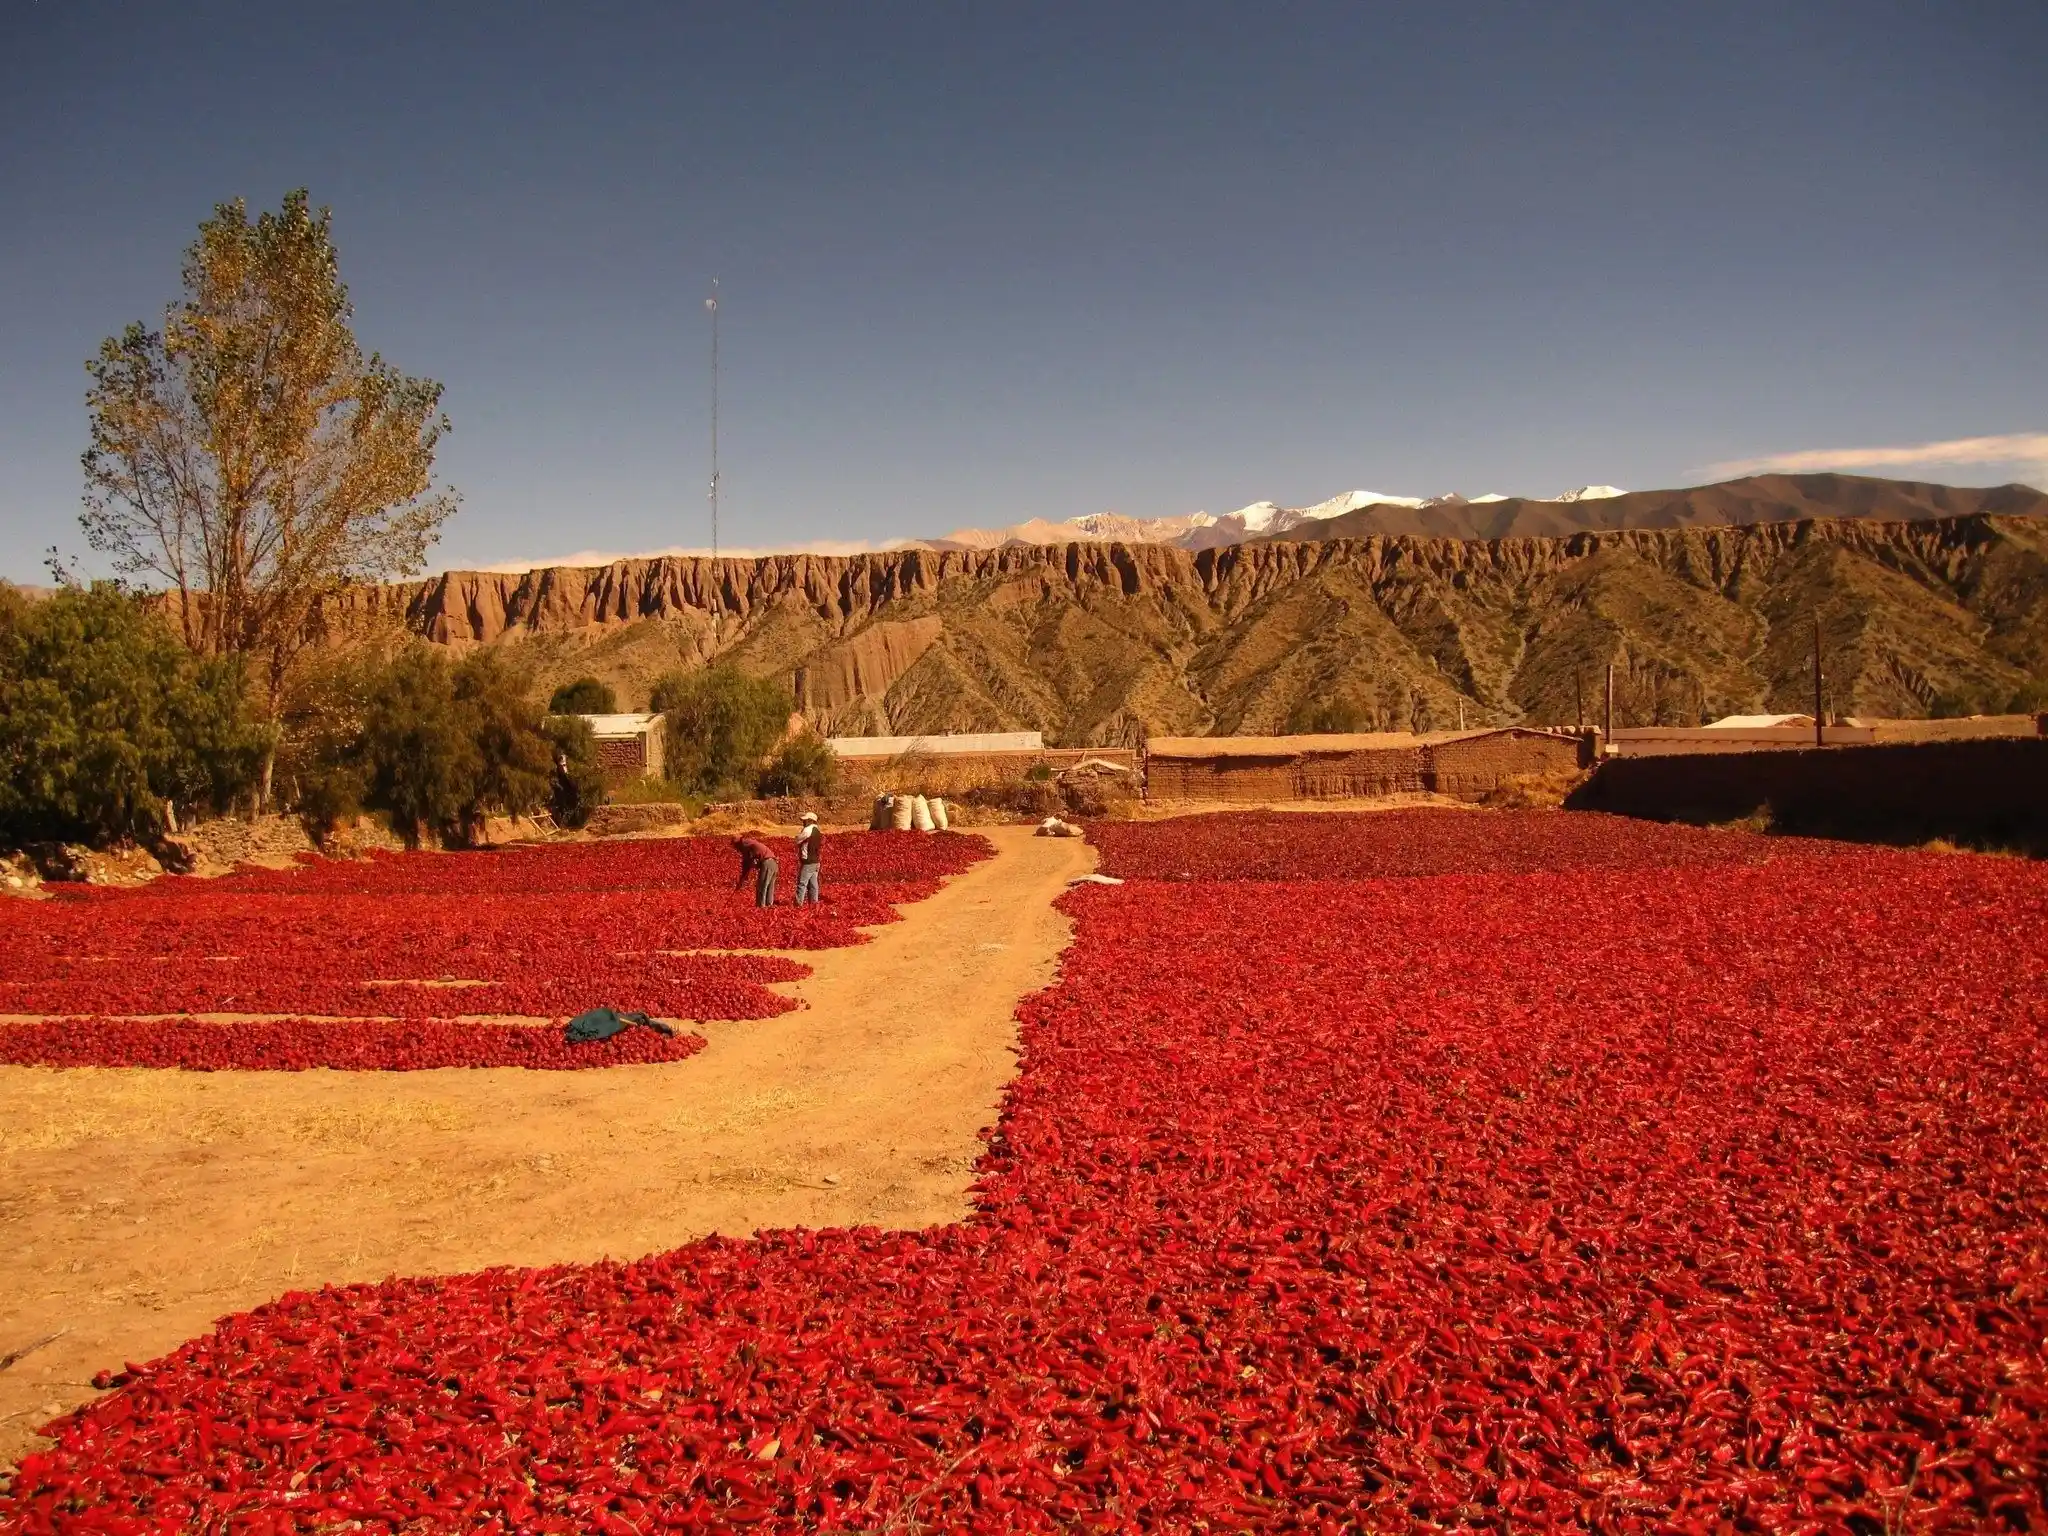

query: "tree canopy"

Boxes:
[0, 583, 267, 845]
[548, 677, 618, 715]
[81, 190, 457, 714]
[651, 664, 795, 794]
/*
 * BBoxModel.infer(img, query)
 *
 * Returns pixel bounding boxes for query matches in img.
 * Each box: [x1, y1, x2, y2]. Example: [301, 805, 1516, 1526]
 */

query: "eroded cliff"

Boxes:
[330, 514, 2048, 742]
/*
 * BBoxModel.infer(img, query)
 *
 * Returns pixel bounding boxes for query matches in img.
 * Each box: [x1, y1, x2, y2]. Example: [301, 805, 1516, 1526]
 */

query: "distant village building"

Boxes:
[571, 713, 667, 784]
[1702, 713, 1815, 730]
[824, 731, 1046, 758]
[1143, 729, 1588, 803]
[823, 731, 1143, 790]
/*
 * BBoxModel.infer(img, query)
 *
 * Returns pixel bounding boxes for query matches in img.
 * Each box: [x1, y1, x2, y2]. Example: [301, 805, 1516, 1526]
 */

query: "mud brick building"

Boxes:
[573, 713, 667, 785]
[824, 732, 1139, 791]
[1143, 729, 1589, 803]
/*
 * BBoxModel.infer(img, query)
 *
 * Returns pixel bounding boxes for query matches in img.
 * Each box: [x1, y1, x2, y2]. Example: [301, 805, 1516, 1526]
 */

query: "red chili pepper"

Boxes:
[3, 812, 2044, 1530]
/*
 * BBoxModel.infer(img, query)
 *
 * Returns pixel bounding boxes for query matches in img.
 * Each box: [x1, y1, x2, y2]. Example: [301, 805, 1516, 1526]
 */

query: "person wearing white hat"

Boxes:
[794, 812, 824, 906]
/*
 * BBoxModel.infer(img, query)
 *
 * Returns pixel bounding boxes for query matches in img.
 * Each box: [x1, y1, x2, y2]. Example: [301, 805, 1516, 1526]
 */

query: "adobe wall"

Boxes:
[1426, 732, 1587, 797]
[834, 748, 1138, 793]
[1146, 732, 1587, 804]
[594, 736, 652, 786]
[1567, 737, 2048, 853]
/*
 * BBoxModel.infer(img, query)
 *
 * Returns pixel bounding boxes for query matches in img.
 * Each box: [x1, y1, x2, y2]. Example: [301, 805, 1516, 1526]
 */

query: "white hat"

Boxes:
[800, 812, 818, 823]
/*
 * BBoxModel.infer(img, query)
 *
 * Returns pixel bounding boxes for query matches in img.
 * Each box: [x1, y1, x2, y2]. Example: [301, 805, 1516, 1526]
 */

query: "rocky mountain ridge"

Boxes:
[333, 508, 2048, 743]
[919, 473, 2042, 552]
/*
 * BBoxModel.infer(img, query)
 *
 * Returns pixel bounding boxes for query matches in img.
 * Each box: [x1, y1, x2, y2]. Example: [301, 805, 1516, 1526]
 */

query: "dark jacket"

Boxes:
[796, 825, 822, 867]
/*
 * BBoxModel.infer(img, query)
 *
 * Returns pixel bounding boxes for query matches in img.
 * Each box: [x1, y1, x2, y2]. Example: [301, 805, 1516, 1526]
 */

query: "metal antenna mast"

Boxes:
[706, 279, 720, 561]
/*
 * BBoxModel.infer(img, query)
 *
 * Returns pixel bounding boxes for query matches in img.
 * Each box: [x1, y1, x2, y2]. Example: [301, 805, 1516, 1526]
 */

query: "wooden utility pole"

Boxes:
[1604, 662, 1615, 747]
[1812, 615, 1825, 747]
[1575, 670, 1585, 732]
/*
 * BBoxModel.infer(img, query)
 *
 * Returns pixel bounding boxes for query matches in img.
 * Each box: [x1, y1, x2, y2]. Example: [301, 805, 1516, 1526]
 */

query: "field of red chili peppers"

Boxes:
[0, 831, 988, 1072]
[0, 1016, 709, 1073]
[4, 809, 2044, 1531]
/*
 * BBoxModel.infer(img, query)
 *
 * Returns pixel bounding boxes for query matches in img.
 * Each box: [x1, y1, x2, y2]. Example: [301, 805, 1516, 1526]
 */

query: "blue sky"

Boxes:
[2, 0, 2044, 578]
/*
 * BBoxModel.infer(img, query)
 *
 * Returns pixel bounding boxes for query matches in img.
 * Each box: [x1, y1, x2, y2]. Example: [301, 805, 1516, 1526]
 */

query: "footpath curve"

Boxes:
[0, 824, 1093, 1468]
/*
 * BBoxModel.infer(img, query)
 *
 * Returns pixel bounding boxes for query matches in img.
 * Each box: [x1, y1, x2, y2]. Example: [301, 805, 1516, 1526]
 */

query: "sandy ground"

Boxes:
[0, 824, 1093, 1470]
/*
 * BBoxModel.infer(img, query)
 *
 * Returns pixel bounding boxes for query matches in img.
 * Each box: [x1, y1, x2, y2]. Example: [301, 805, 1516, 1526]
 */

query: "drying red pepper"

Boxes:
[3, 812, 2043, 1531]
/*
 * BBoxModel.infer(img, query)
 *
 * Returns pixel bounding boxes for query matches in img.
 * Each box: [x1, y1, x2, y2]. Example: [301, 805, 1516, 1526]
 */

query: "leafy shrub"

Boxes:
[2004, 680, 2048, 714]
[356, 649, 480, 848]
[548, 677, 617, 715]
[651, 664, 795, 794]
[758, 732, 839, 798]
[275, 646, 388, 843]
[333, 646, 557, 848]
[608, 776, 700, 808]
[451, 650, 553, 840]
[0, 582, 267, 846]
[543, 715, 607, 828]
[1285, 696, 1366, 734]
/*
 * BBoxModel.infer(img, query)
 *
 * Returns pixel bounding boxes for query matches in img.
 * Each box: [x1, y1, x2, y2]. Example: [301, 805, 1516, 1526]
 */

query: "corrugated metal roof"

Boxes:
[825, 731, 1046, 758]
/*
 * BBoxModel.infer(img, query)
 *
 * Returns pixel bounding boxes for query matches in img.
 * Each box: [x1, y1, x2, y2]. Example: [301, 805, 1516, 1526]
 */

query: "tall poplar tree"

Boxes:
[80, 190, 457, 795]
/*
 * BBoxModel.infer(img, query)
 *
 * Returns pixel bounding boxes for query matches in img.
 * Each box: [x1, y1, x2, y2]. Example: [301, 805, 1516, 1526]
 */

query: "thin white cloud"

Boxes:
[465, 538, 918, 575]
[1708, 431, 2048, 482]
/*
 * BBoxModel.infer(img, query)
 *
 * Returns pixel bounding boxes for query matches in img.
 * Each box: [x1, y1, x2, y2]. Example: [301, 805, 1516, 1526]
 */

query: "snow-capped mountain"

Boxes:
[925, 484, 1627, 550]
[1223, 489, 1428, 537]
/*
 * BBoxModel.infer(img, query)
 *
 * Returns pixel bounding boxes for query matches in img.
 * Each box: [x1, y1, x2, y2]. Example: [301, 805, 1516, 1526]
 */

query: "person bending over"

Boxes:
[734, 832, 779, 907]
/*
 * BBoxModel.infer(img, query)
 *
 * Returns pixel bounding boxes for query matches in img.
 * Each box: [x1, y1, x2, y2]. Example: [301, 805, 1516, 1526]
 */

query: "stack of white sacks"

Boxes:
[870, 793, 949, 832]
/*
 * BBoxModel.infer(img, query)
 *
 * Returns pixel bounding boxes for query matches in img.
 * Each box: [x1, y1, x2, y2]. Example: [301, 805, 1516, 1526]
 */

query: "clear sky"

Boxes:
[3, 0, 2044, 579]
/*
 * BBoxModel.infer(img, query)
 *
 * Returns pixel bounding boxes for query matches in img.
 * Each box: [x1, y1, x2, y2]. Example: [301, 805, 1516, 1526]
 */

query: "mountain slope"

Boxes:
[918, 474, 2048, 552]
[1274, 473, 2048, 541]
[337, 512, 2048, 742]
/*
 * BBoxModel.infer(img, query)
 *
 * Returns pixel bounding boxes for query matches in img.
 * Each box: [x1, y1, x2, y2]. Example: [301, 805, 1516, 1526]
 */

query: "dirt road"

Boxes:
[0, 825, 1092, 1469]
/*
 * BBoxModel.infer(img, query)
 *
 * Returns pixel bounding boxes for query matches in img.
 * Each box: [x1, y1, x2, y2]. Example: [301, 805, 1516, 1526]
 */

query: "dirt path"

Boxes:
[0, 825, 1093, 1470]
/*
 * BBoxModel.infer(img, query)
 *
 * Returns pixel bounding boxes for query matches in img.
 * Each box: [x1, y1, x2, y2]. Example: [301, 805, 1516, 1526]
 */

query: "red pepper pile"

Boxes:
[0, 1016, 707, 1072]
[1086, 805, 1851, 881]
[0, 945, 808, 1022]
[154, 829, 991, 899]
[5, 811, 2043, 1531]
[0, 831, 991, 1072]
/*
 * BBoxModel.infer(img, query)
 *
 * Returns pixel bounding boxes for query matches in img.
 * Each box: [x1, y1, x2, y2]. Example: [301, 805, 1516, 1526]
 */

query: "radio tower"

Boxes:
[705, 279, 720, 561]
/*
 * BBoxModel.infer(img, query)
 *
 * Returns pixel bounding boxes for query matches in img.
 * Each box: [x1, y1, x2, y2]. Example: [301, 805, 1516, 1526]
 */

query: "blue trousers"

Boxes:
[795, 864, 821, 905]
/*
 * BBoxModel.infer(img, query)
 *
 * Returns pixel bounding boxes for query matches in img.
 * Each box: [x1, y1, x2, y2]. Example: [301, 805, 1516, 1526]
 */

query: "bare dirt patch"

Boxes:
[0, 825, 1091, 1468]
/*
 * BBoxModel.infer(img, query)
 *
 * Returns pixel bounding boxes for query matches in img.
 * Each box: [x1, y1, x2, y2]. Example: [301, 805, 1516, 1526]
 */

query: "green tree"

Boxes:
[1285, 696, 1366, 734]
[759, 731, 839, 798]
[451, 650, 553, 840]
[548, 677, 618, 715]
[356, 648, 478, 848]
[272, 644, 386, 844]
[80, 190, 457, 793]
[651, 664, 794, 793]
[344, 647, 562, 848]
[543, 715, 608, 828]
[0, 583, 266, 845]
